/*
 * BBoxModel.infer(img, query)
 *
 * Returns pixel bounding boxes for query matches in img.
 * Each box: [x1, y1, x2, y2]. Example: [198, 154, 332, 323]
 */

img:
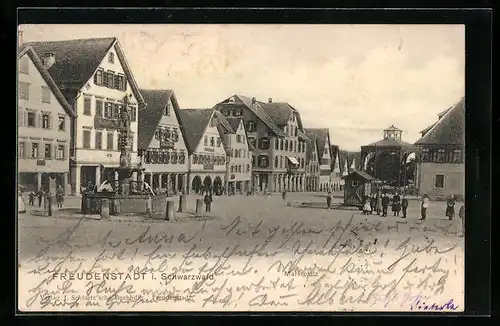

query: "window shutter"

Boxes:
[124, 79, 128, 92]
[48, 115, 52, 129]
[25, 140, 31, 158]
[37, 112, 42, 128]
[18, 110, 24, 126]
[52, 144, 57, 159]
[94, 72, 98, 84]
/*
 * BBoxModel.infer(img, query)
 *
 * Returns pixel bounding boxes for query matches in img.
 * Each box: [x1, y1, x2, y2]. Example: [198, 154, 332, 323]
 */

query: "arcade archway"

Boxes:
[213, 176, 223, 195]
[203, 176, 212, 192]
[191, 175, 202, 194]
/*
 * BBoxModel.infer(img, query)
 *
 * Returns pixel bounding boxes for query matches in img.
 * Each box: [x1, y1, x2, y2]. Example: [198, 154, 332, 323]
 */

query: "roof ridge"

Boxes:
[25, 36, 117, 44]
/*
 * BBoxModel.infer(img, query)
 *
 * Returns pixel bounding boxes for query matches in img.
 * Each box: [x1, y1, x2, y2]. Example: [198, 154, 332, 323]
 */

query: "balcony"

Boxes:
[94, 116, 120, 130]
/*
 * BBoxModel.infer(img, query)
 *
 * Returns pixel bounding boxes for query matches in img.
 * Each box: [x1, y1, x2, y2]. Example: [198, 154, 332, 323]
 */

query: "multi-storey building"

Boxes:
[329, 145, 342, 190]
[178, 108, 227, 195]
[415, 98, 465, 200]
[216, 116, 253, 194]
[303, 128, 332, 191]
[17, 44, 76, 194]
[214, 95, 309, 192]
[138, 89, 189, 193]
[26, 37, 146, 195]
[304, 132, 320, 192]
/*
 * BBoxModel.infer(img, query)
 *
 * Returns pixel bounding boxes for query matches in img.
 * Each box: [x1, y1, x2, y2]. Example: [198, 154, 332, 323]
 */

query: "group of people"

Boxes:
[362, 192, 409, 218]
[27, 185, 65, 209]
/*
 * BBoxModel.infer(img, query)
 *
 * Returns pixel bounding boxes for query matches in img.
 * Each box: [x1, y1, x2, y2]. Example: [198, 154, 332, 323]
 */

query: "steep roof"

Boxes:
[226, 117, 242, 132]
[414, 97, 465, 146]
[303, 128, 330, 159]
[231, 95, 286, 137]
[304, 131, 318, 163]
[178, 108, 215, 154]
[419, 107, 453, 136]
[330, 145, 340, 169]
[138, 89, 189, 152]
[25, 37, 145, 107]
[18, 46, 76, 118]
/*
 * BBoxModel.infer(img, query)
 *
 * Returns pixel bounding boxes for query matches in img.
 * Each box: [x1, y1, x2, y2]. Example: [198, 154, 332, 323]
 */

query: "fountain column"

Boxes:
[158, 174, 163, 191]
[131, 171, 138, 193]
[138, 170, 144, 192]
[95, 166, 101, 187]
[114, 171, 119, 191]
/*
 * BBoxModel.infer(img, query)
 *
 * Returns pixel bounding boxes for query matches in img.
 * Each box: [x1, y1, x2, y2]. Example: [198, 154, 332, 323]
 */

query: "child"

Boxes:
[420, 195, 429, 220]
[401, 194, 409, 218]
[363, 197, 371, 215]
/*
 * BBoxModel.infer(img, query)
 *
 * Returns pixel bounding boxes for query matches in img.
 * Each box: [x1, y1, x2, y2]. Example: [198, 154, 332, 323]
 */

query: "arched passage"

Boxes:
[191, 175, 202, 194]
[213, 176, 223, 195]
[203, 176, 212, 193]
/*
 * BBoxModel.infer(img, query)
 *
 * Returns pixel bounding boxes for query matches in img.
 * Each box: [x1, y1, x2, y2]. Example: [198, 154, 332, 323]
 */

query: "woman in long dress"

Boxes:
[18, 189, 26, 213]
[446, 195, 456, 220]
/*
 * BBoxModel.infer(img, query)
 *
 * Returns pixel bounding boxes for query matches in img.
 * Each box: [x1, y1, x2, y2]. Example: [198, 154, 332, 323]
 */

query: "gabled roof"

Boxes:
[303, 128, 331, 160]
[304, 132, 318, 163]
[138, 89, 188, 151]
[330, 145, 340, 170]
[226, 117, 242, 132]
[414, 97, 465, 146]
[25, 37, 145, 107]
[178, 108, 216, 154]
[221, 95, 286, 137]
[18, 46, 76, 118]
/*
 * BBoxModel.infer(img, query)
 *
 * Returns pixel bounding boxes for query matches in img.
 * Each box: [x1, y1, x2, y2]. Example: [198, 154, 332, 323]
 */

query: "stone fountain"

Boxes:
[81, 94, 172, 217]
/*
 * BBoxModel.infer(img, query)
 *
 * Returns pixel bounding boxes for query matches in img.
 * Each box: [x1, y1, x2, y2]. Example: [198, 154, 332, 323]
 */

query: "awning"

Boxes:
[287, 156, 299, 165]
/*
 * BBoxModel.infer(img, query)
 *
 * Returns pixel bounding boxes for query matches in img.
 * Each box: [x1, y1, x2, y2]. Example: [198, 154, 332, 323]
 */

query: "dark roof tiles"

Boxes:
[178, 109, 215, 154]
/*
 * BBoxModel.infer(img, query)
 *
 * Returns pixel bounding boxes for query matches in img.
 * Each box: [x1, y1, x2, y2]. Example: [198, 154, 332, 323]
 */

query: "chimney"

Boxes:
[252, 97, 256, 104]
[18, 30, 23, 47]
[268, 98, 272, 103]
[42, 52, 56, 69]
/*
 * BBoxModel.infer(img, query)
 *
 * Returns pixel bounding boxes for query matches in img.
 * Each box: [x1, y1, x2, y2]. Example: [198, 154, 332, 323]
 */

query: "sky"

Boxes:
[19, 24, 465, 151]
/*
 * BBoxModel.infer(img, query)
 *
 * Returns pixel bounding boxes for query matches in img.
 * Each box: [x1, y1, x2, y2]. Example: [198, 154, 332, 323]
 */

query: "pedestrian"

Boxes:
[28, 192, 35, 206]
[446, 194, 456, 220]
[392, 192, 401, 217]
[37, 190, 44, 207]
[204, 191, 213, 213]
[376, 192, 382, 215]
[326, 191, 332, 209]
[370, 194, 376, 214]
[282, 188, 287, 202]
[363, 196, 371, 215]
[56, 185, 64, 208]
[401, 194, 409, 218]
[381, 193, 390, 217]
[458, 203, 465, 237]
[420, 194, 429, 220]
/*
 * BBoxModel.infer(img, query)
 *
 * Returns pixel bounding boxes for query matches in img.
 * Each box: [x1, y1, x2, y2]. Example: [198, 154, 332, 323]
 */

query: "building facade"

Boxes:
[17, 46, 76, 194]
[26, 37, 146, 195]
[178, 109, 227, 195]
[214, 95, 309, 192]
[138, 90, 188, 194]
[217, 116, 253, 194]
[330, 145, 342, 190]
[304, 134, 320, 191]
[415, 98, 465, 200]
[304, 128, 332, 191]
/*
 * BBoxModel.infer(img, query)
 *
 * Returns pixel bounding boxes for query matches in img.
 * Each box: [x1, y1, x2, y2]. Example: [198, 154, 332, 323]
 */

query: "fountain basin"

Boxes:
[81, 192, 176, 215]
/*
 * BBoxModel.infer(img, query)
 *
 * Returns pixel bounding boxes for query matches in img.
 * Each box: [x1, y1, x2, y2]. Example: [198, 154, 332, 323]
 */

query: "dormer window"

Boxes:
[108, 52, 114, 64]
[164, 103, 171, 116]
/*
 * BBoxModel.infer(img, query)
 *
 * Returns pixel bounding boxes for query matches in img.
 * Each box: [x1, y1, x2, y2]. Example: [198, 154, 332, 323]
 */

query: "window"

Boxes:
[422, 148, 430, 162]
[246, 121, 257, 132]
[236, 135, 242, 143]
[27, 112, 35, 127]
[204, 136, 208, 146]
[83, 130, 91, 149]
[130, 106, 137, 122]
[19, 82, 29, 100]
[107, 71, 115, 88]
[84, 97, 92, 115]
[108, 52, 114, 64]
[104, 102, 113, 118]
[321, 158, 329, 165]
[248, 137, 257, 148]
[275, 156, 279, 168]
[258, 155, 269, 168]
[258, 137, 270, 150]
[216, 137, 221, 147]
[437, 149, 446, 162]
[280, 156, 283, 168]
[435, 174, 445, 188]
[19, 57, 29, 74]
[95, 131, 102, 150]
[230, 166, 234, 173]
[41, 86, 52, 103]
[295, 126, 298, 137]
[238, 165, 242, 173]
[114, 75, 121, 90]
[210, 137, 215, 147]
[57, 145, 65, 159]
[32, 143, 39, 158]
[452, 149, 462, 163]
[18, 142, 25, 158]
[94, 69, 103, 85]
[164, 103, 171, 116]
[58, 116, 66, 131]
[44, 144, 52, 159]
[294, 141, 297, 152]
[280, 139, 284, 151]
[42, 113, 50, 129]
[95, 100, 103, 117]
[275, 138, 279, 149]
[247, 164, 250, 172]
[352, 181, 359, 187]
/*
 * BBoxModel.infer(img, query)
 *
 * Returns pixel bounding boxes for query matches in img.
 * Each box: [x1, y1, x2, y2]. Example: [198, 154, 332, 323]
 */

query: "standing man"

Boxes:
[420, 194, 429, 221]
[204, 191, 213, 213]
[401, 194, 409, 218]
[392, 192, 401, 217]
[381, 193, 390, 217]
[326, 191, 332, 209]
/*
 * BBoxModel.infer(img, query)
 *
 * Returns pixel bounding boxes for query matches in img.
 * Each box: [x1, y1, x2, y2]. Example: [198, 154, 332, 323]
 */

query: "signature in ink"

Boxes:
[411, 295, 459, 311]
